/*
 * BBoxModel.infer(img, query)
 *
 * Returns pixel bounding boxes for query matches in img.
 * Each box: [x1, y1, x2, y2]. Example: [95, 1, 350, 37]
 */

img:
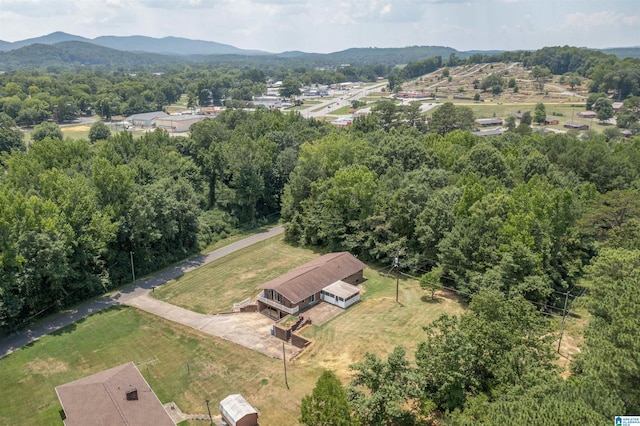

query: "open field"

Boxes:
[0, 307, 319, 426]
[154, 234, 464, 376]
[395, 62, 620, 134]
[154, 236, 322, 314]
[0, 234, 465, 425]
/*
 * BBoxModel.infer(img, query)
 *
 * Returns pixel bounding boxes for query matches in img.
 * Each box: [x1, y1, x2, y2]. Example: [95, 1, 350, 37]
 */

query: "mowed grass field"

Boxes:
[0, 234, 464, 425]
[153, 236, 322, 314]
[154, 234, 464, 378]
[0, 307, 321, 426]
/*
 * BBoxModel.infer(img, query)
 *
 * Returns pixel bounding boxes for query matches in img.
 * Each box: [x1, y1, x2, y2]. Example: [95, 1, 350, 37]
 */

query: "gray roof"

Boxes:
[155, 114, 209, 122]
[472, 129, 504, 136]
[220, 394, 257, 424]
[55, 362, 175, 426]
[128, 111, 169, 121]
[475, 118, 503, 125]
[564, 121, 588, 128]
[323, 280, 360, 299]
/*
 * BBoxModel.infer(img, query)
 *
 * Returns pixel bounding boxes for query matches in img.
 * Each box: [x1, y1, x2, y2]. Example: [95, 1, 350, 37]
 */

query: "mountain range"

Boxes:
[0, 31, 266, 56]
[0, 32, 637, 71]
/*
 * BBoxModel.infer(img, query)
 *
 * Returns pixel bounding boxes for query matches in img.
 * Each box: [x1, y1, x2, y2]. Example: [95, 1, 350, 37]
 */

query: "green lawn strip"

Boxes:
[0, 306, 318, 426]
[298, 269, 465, 375]
[153, 235, 320, 314]
[330, 105, 352, 115]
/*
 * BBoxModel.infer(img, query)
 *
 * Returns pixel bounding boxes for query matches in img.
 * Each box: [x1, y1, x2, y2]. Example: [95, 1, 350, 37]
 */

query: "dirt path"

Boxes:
[126, 294, 299, 359]
[0, 225, 285, 359]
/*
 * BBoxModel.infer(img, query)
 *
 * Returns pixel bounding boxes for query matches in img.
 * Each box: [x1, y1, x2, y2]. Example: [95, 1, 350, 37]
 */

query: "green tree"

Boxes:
[520, 111, 532, 125]
[349, 346, 417, 425]
[593, 97, 614, 123]
[88, 121, 111, 142]
[531, 66, 552, 93]
[419, 267, 443, 299]
[572, 248, 640, 414]
[0, 112, 25, 153]
[533, 103, 546, 125]
[504, 115, 516, 131]
[415, 290, 553, 411]
[430, 102, 474, 136]
[279, 76, 301, 98]
[300, 370, 353, 426]
[31, 121, 63, 142]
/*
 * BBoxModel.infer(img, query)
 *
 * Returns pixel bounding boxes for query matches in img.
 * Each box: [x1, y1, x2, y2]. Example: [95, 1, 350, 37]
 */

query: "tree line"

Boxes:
[0, 108, 327, 331]
[291, 119, 640, 423]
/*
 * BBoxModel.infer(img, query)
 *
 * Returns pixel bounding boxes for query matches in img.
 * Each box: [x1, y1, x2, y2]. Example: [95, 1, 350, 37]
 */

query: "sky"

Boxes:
[0, 0, 638, 53]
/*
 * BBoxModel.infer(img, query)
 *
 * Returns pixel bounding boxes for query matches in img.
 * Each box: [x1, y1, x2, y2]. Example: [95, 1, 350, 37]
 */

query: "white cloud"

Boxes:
[622, 15, 639, 26]
[566, 11, 620, 28]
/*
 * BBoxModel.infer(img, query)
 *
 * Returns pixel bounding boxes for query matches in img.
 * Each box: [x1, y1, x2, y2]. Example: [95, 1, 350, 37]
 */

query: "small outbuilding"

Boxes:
[543, 117, 559, 125]
[220, 394, 259, 426]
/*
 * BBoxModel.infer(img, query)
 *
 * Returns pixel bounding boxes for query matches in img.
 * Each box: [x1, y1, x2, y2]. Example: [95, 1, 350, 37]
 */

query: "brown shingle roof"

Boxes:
[258, 252, 366, 304]
[55, 362, 175, 426]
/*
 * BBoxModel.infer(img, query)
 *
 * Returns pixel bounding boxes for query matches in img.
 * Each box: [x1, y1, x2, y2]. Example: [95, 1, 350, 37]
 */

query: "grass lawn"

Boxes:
[297, 270, 464, 381]
[330, 105, 352, 115]
[154, 235, 322, 314]
[155, 234, 465, 379]
[1, 235, 465, 425]
[0, 307, 319, 426]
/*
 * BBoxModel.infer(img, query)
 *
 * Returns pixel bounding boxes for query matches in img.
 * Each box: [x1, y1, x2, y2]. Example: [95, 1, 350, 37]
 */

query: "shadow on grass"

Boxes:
[421, 295, 442, 304]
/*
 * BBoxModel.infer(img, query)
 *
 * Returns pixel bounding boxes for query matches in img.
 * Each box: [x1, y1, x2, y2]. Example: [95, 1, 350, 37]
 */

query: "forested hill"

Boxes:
[0, 41, 181, 70]
[0, 42, 463, 70]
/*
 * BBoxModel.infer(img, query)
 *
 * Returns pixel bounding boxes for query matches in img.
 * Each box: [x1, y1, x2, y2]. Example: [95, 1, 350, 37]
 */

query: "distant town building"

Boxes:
[128, 111, 169, 127]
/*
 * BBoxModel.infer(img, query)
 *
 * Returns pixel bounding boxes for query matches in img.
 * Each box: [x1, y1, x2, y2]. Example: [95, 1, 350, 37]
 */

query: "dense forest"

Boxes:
[1, 44, 640, 423]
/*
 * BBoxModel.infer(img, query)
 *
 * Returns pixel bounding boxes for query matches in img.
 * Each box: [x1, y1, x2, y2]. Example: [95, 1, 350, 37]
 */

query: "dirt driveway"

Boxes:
[125, 294, 300, 359]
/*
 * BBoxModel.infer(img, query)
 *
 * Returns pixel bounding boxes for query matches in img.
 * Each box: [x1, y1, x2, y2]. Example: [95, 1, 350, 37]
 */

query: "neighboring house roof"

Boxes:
[577, 111, 597, 117]
[259, 252, 366, 304]
[323, 280, 360, 299]
[156, 114, 209, 122]
[475, 118, 503, 125]
[612, 102, 624, 110]
[220, 394, 258, 425]
[127, 111, 169, 121]
[472, 128, 504, 136]
[564, 122, 589, 128]
[55, 362, 175, 426]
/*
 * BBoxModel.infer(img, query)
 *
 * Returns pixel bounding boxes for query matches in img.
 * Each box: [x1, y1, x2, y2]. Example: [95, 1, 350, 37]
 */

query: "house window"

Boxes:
[274, 292, 282, 303]
[309, 294, 315, 303]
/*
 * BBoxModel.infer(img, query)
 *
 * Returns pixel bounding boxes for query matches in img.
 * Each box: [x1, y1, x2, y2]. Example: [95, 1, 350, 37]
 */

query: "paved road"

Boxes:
[303, 82, 387, 119]
[0, 225, 285, 359]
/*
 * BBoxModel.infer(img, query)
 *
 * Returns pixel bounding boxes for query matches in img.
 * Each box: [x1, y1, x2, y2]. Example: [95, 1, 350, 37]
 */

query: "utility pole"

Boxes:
[129, 251, 136, 282]
[394, 251, 400, 304]
[282, 342, 289, 389]
[205, 399, 213, 425]
[557, 291, 570, 354]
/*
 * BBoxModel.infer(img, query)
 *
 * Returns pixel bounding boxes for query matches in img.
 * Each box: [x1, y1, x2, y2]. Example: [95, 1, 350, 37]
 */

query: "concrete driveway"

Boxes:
[126, 294, 300, 360]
